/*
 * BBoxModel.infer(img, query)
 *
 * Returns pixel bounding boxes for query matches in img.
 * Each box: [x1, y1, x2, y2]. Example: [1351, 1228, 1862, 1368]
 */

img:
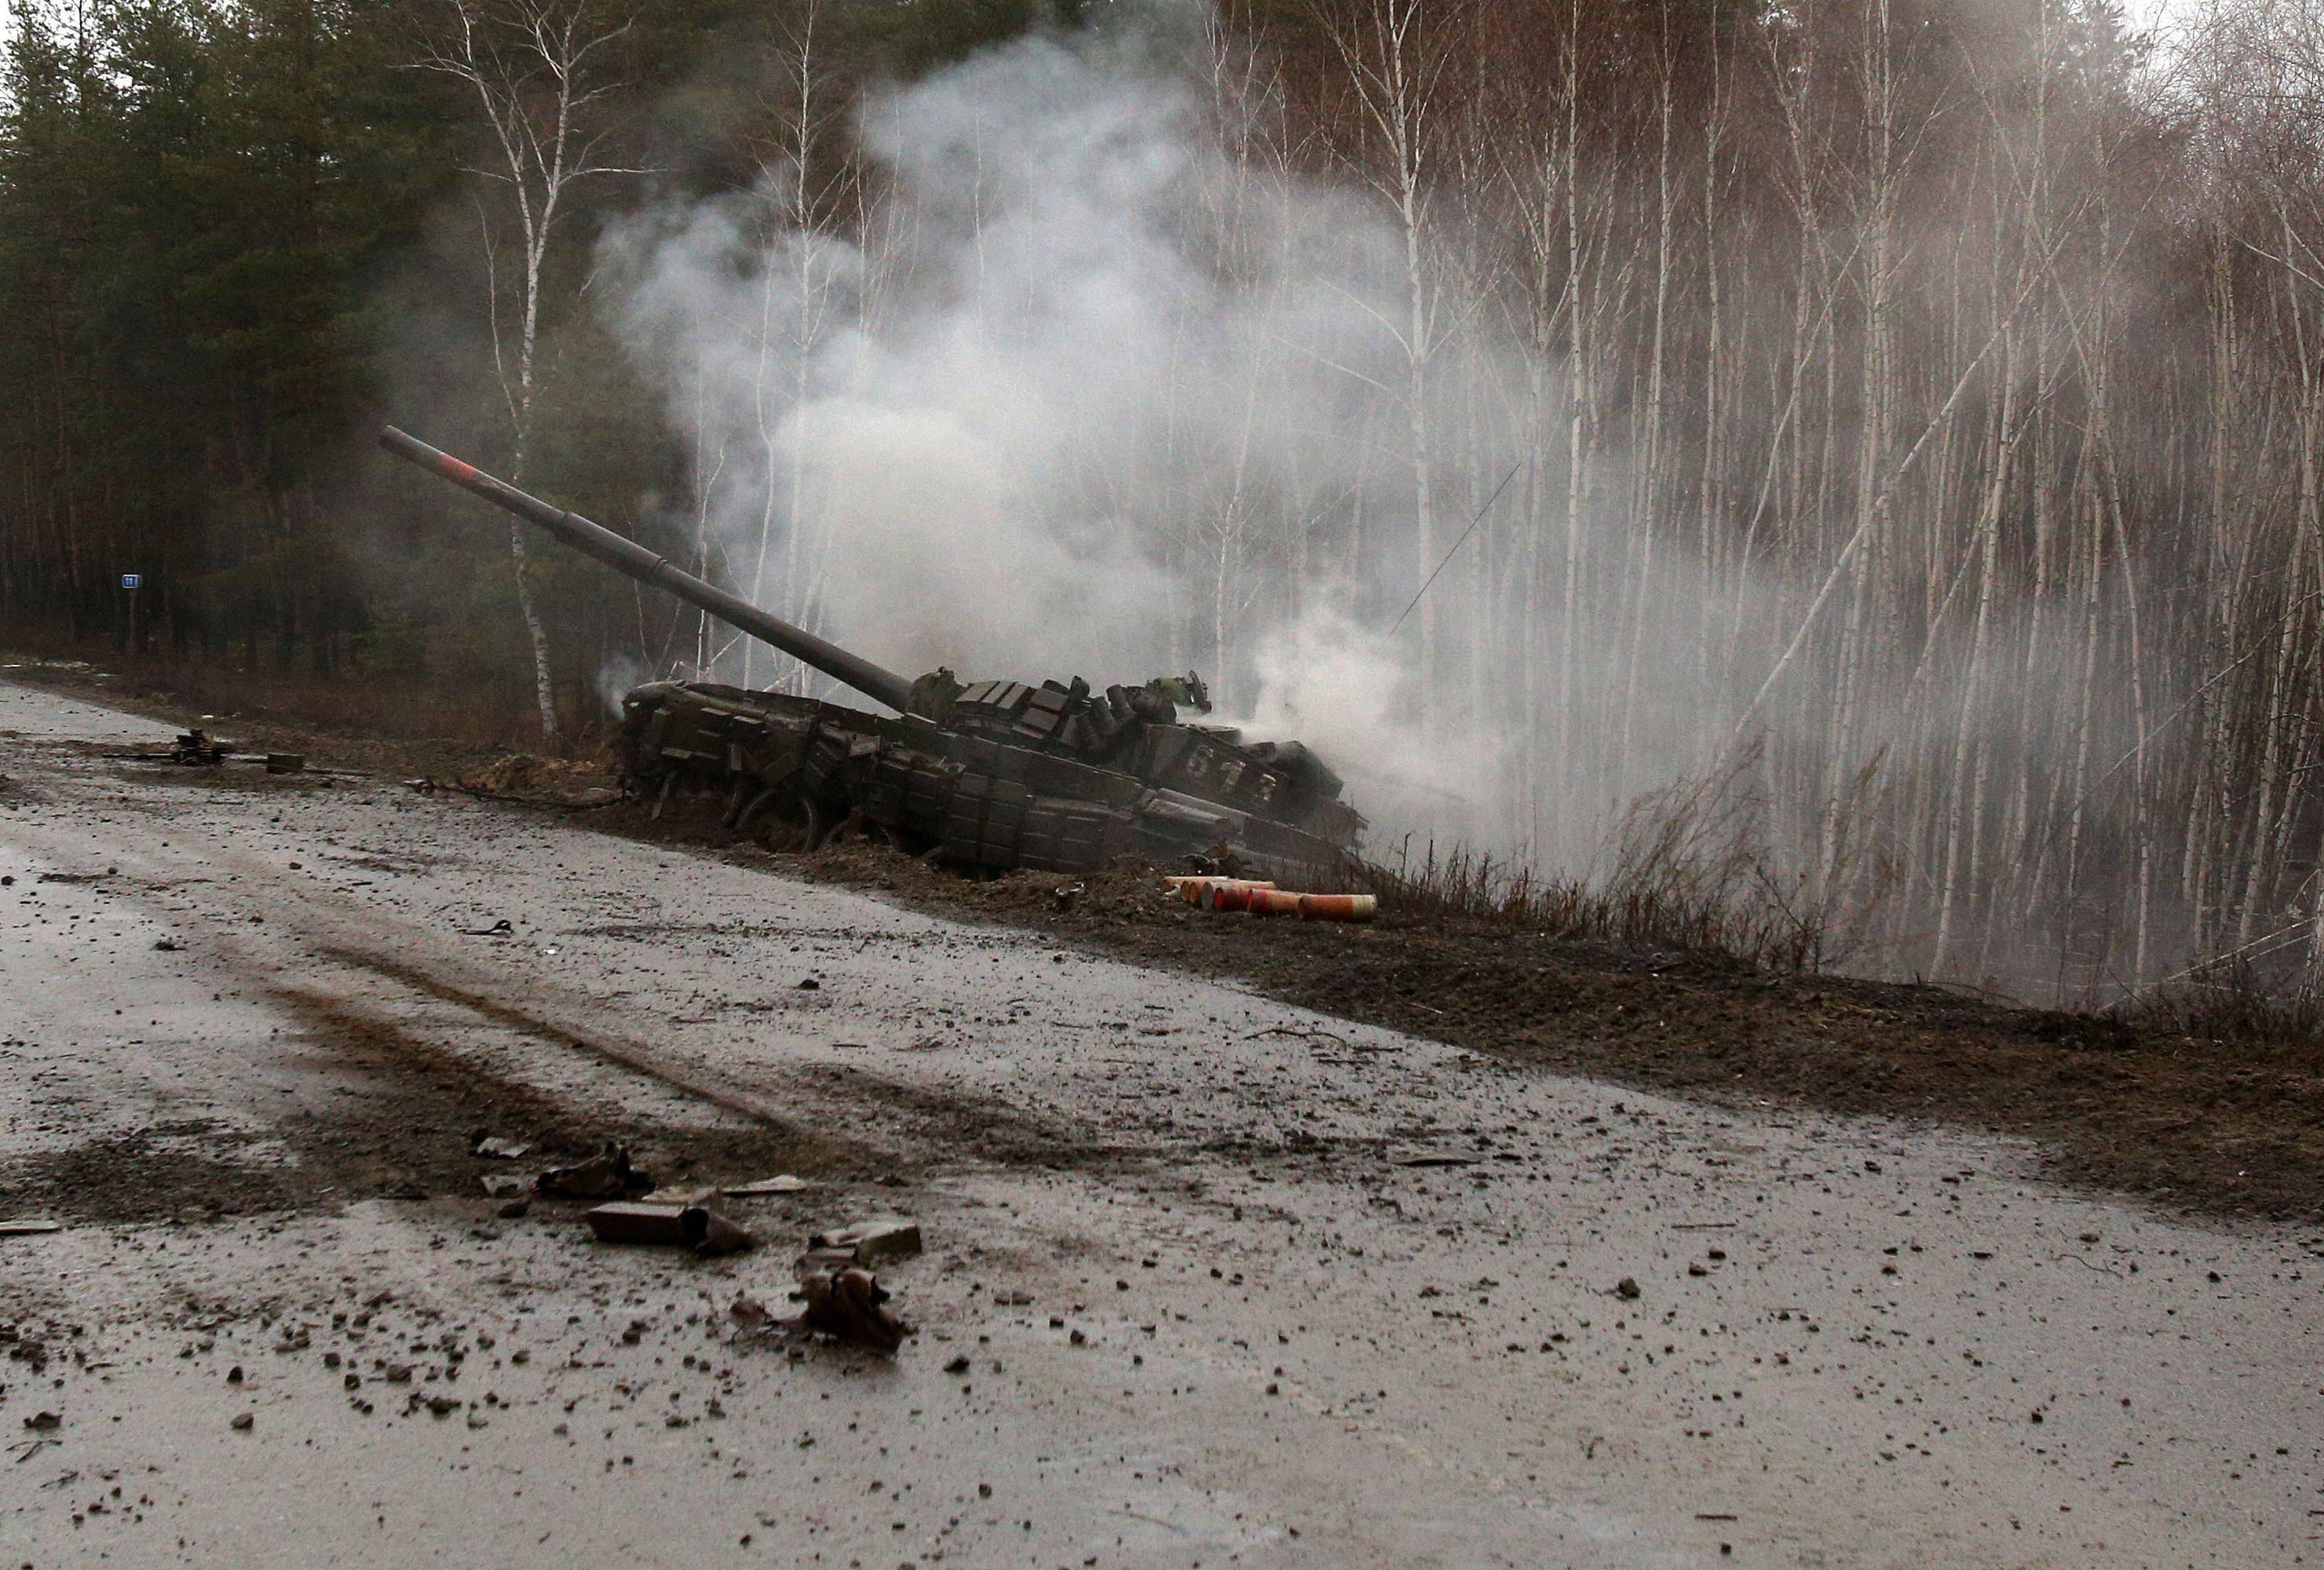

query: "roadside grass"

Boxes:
[2110, 959, 2324, 1050]
[1362, 747, 1888, 975]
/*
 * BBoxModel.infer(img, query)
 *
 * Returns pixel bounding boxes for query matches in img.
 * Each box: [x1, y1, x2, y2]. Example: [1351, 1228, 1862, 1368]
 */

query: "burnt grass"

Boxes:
[13, 655, 2323, 1225]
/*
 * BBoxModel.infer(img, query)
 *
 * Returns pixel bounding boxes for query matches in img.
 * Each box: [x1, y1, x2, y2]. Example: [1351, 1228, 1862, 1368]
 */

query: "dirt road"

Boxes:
[1, 675, 2316, 1568]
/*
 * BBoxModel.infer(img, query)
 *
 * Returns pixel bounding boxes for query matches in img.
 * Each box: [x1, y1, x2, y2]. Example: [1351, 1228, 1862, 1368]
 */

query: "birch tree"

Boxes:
[413, 0, 647, 746]
[1326, 0, 1452, 737]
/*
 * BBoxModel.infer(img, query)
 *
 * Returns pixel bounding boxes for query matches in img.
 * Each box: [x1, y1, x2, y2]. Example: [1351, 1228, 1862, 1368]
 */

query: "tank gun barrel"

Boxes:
[380, 425, 915, 714]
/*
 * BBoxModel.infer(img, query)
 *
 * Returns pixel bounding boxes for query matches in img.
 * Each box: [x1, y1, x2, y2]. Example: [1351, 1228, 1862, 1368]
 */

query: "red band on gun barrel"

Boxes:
[434, 454, 481, 485]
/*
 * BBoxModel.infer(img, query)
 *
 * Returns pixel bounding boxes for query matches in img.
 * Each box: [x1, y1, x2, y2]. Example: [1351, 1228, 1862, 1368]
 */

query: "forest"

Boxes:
[9, 0, 2324, 1002]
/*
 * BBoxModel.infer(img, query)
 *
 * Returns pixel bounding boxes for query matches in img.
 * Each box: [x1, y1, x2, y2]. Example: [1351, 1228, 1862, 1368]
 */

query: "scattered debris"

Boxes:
[537, 1144, 648, 1199]
[264, 753, 304, 775]
[1390, 1148, 1482, 1168]
[171, 729, 227, 766]
[478, 1174, 532, 1200]
[470, 1134, 530, 1160]
[228, 1413, 254, 1431]
[1614, 1276, 1643, 1300]
[723, 1174, 810, 1197]
[809, 1217, 923, 1265]
[22, 1411, 60, 1430]
[797, 1243, 859, 1276]
[0, 1219, 63, 1237]
[584, 1199, 755, 1256]
[459, 918, 514, 937]
[793, 1263, 909, 1355]
[152, 938, 181, 951]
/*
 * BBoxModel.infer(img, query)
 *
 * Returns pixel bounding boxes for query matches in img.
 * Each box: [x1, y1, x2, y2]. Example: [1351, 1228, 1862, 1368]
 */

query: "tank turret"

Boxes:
[380, 425, 1364, 878]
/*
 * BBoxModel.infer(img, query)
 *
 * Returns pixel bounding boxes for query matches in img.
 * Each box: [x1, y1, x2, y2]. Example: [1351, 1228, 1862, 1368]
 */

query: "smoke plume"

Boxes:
[597, 17, 1535, 849]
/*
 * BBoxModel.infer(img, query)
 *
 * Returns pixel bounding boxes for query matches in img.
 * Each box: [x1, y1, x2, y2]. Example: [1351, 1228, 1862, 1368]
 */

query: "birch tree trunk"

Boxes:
[415, 0, 647, 748]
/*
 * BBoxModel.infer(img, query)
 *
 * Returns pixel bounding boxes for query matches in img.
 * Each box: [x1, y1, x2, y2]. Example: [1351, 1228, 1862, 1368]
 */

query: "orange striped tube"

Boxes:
[1195, 878, 1277, 910]
[1297, 893, 1377, 922]
[1246, 889, 1306, 917]
[1173, 876, 1233, 904]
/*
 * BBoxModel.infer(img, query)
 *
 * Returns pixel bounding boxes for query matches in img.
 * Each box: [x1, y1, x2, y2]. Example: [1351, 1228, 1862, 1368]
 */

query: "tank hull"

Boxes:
[376, 428, 1366, 878]
[620, 681, 1361, 883]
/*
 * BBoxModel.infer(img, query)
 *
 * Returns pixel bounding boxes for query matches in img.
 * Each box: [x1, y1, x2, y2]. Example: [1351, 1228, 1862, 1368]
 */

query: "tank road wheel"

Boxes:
[733, 781, 780, 834]
[750, 776, 817, 852]
[883, 824, 937, 857]
[806, 805, 911, 853]
[802, 796, 835, 852]
[718, 773, 755, 833]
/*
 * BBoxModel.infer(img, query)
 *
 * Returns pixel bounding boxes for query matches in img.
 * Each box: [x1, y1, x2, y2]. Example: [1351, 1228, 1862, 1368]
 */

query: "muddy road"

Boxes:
[0, 676, 2316, 1568]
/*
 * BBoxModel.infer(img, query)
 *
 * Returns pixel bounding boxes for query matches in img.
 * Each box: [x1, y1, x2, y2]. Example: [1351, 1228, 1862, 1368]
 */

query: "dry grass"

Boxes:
[2109, 960, 2324, 1049]
[1363, 748, 1887, 974]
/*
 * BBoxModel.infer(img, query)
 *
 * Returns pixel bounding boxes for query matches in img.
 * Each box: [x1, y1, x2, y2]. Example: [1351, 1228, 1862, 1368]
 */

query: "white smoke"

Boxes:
[592, 652, 656, 717]
[595, 19, 1535, 842]
[1238, 603, 1504, 828]
[579, 5, 2211, 997]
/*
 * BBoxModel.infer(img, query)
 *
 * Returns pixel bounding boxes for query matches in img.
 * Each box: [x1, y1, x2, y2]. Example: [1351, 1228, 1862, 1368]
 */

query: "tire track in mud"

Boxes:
[309, 944, 807, 1134]
[295, 947, 1115, 1178]
[267, 979, 842, 1197]
[4, 754, 1142, 1190]
[166, 811, 1106, 1174]
[784, 1060, 1144, 1171]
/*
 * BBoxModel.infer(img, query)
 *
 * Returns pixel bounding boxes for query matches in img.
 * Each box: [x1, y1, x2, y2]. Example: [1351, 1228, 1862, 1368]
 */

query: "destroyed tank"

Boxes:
[380, 427, 1365, 881]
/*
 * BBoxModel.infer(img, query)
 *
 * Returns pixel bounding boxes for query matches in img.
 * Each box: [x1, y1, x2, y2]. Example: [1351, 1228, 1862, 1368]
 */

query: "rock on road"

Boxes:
[0, 674, 2317, 1568]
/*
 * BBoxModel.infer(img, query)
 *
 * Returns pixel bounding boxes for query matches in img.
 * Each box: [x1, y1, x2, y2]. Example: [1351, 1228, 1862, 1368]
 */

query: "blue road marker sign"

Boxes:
[120, 574, 141, 590]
